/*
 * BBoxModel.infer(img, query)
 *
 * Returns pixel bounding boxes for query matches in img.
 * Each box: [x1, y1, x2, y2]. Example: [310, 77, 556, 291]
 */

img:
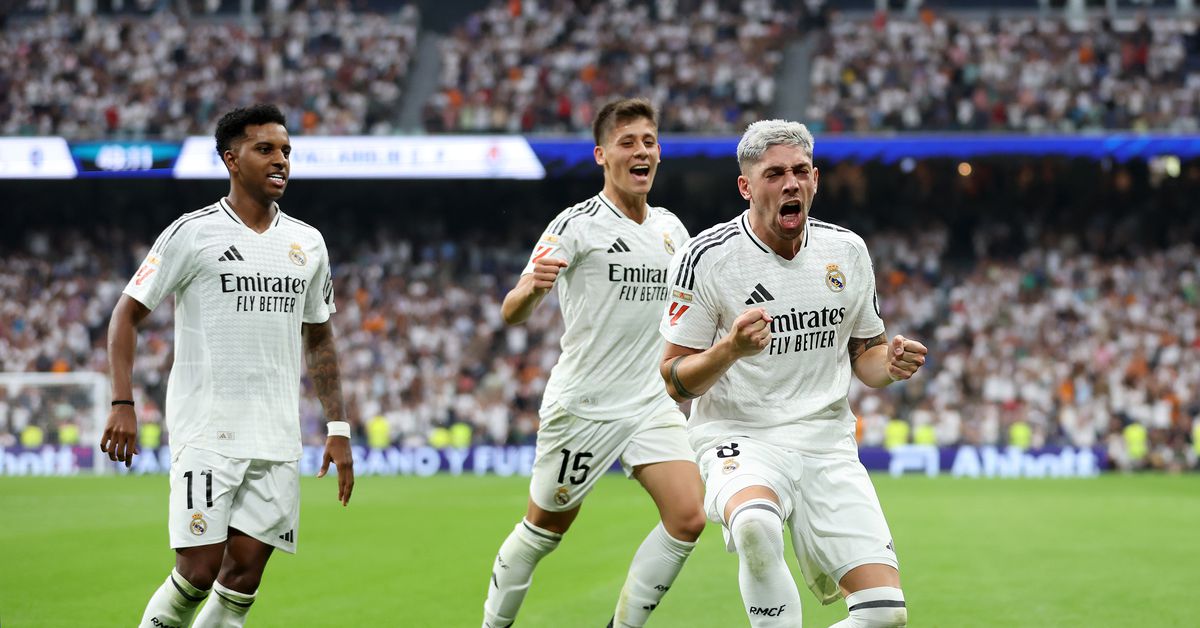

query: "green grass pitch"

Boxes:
[1, 473, 1196, 626]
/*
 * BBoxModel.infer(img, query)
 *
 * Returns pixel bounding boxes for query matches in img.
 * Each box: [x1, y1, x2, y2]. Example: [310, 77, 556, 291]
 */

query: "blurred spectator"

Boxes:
[808, 11, 1200, 133]
[0, 3, 419, 138]
[425, 0, 790, 134]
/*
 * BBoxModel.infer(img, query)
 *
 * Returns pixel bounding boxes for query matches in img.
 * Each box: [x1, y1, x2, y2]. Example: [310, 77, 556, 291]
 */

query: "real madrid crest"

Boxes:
[722, 458, 740, 474]
[190, 512, 208, 536]
[288, 243, 307, 266]
[663, 232, 676, 255]
[825, 263, 846, 293]
[554, 486, 571, 506]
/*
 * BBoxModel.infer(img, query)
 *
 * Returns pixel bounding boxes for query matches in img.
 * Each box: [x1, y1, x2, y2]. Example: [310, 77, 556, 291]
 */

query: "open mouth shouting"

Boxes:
[779, 198, 804, 231]
[629, 164, 652, 184]
[267, 172, 287, 190]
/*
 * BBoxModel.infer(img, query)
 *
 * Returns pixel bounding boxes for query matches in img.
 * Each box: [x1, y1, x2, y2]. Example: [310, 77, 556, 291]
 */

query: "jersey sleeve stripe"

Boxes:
[673, 222, 739, 288]
[152, 208, 219, 253]
[680, 229, 739, 290]
[809, 218, 849, 233]
[282, 215, 317, 230]
[548, 199, 600, 235]
[673, 224, 737, 287]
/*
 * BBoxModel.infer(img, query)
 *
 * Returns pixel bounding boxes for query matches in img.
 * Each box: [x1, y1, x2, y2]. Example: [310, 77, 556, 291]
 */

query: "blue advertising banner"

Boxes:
[1, 444, 1105, 478]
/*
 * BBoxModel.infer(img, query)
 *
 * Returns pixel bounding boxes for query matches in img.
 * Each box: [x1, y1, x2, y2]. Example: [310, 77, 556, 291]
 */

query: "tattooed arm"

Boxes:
[303, 320, 354, 505]
[849, 332, 928, 388]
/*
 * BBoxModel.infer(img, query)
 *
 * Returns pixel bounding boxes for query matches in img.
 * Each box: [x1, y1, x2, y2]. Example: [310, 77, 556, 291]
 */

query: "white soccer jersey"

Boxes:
[523, 192, 689, 421]
[660, 211, 885, 455]
[124, 199, 336, 461]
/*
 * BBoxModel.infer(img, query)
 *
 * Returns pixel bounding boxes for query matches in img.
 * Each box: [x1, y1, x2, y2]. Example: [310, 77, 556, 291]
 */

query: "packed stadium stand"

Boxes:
[2, 155, 1197, 471]
[423, 0, 791, 134]
[1, 2, 420, 138]
[807, 9, 1200, 133]
[1, 0, 1197, 472]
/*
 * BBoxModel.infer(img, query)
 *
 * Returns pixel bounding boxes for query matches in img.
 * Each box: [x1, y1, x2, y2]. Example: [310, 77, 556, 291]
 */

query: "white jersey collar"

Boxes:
[739, 210, 809, 257]
[219, 198, 283, 232]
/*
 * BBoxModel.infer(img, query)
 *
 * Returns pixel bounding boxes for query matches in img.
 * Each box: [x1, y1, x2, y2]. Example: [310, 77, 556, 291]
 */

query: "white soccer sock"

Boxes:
[828, 586, 907, 628]
[481, 519, 563, 628]
[729, 499, 801, 627]
[192, 581, 256, 628]
[610, 522, 697, 627]
[139, 568, 210, 628]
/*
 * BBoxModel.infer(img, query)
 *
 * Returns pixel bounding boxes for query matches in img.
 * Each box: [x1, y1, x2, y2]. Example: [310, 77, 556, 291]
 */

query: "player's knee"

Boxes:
[728, 500, 785, 579]
[217, 562, 266, 594]
[666, 509, 707, 542]
[175, 563, 218, 592]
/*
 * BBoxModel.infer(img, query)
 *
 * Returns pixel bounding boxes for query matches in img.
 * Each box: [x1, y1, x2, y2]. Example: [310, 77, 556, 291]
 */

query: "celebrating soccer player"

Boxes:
[481, 98, 706, 628]
[101, 104, 355, 627]
[659, 120, 927, 627]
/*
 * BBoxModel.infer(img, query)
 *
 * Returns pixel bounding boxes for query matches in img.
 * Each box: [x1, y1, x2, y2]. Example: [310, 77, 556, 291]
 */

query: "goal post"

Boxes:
[0, 371, 111, 475]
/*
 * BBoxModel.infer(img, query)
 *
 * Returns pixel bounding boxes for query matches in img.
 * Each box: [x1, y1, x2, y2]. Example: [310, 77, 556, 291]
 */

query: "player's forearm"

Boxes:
[107, 298, 144, 399]
[852, 343, 895, 388]
[661, 340, 739, 402]
[303, 322, 347, 421]
[500, 279, 546, 326]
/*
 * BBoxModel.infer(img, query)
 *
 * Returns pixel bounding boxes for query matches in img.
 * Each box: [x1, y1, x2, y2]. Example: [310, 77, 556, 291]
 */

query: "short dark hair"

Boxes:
[215, 104, 287, 154]
[592, 98, 658, 146]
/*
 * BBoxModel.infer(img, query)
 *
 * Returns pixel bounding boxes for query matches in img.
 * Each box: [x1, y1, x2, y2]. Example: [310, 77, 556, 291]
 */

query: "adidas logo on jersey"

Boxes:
[745, 283, 775, 305]
[279, 529, 294, 543]
[606, 238, 631, 253]
[217, 245, 245, 262]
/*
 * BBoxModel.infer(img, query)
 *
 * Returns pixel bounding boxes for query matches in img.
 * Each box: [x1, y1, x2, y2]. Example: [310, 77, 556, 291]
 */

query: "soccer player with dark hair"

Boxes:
[659, 120, 928, 627]
[481, 97, 706, 628]
[102, 103, 355, 627]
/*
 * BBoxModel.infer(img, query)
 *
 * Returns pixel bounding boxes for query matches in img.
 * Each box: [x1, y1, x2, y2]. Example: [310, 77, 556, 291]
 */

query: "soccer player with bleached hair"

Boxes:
[658, 119, 927, 627]
[101, 104, 354, 627]
[481, 97, 706, 628]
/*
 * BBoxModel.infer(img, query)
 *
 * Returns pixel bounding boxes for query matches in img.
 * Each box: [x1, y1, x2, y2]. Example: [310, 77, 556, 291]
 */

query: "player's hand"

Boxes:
[886, 334, 928, 382]
[727, 308, 773, 358]
[318, 436, 354, 506]
[530, 258, 568, 294]
[99, 405, 140, 468]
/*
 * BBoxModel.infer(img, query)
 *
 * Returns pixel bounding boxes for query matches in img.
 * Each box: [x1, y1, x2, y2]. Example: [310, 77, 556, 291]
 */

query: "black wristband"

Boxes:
[111, 400, 135, 407]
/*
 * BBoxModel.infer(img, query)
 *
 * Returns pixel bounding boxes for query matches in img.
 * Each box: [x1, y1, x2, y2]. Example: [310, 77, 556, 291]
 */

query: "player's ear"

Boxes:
[222, 149, 237, 173]
[737, 175, 752, 201]
[594, 144, 605, 167]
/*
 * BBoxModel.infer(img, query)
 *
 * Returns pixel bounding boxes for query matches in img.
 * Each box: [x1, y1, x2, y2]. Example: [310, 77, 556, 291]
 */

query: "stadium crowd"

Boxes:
[1, 220, 1196, 471]
[807, 10, 1200, 133]
[5, 3, 1200, 136]
[0, 3, 420, 138]
[424, 0, 790, 134]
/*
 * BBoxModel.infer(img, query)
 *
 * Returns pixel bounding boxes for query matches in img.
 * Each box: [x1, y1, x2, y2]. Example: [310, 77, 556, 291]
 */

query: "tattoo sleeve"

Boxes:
[848, 332, 887, 363]
[302, 321, 346, 422]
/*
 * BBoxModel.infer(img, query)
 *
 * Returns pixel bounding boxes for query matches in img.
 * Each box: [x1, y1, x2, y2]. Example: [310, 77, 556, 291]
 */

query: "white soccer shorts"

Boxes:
[529, 404, 695, 512]
[698, 437, 899, 604]
[167, 446, 300, 554]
